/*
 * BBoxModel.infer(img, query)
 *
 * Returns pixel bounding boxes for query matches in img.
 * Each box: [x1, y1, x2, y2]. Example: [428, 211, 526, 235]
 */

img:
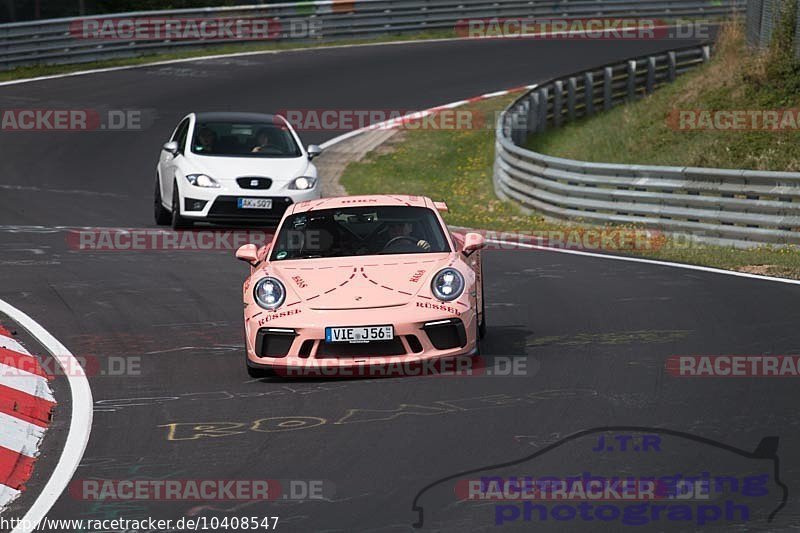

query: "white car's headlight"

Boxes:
[431, 268, 465, 301]
[254, 277, 286, 310]
[288, 176, 317, 190]
[185, 174, 220, 188]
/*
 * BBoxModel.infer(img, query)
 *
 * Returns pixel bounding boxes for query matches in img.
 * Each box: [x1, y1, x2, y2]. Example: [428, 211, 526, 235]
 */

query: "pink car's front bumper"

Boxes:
[245, 302, 479, 375]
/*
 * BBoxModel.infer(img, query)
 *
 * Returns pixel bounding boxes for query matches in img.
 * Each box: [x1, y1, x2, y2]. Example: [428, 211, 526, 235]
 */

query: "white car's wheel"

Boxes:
[154, 175, 171, 226]
[171, 183, 193, 230]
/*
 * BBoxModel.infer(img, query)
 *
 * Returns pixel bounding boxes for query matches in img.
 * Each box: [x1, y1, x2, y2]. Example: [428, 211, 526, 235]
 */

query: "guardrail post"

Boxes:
[553, 80, 564, 128]
[514, 101, 529, 145]
[796, 3, 800, 60]
[794, 3, 800, 59]
[626, 60, 637, 101]
[759, 0, 776, 47]
[567, 77, 577, 122]
[527, 92, 539, 135]
[667, 51, 677, 82]
[603, 67, 613, 111]
[537, 87, 549, 133]
[584, 72, 594, 117]
[646, 56, 656, 94]
[701, 45, 711, 62]
[746, 0, 764, 46]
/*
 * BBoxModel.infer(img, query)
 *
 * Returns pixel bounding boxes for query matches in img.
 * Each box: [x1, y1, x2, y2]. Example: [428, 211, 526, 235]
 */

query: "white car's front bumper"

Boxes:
[180, 183, 320, 223]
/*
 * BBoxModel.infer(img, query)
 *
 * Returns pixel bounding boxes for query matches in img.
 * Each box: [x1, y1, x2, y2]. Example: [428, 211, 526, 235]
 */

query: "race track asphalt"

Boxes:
[1, 35, 799, 532]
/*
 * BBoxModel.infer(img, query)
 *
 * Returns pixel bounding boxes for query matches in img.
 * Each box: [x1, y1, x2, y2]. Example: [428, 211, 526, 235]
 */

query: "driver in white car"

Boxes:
[251, 128, 274, 153]
[194, 126, 217, 153]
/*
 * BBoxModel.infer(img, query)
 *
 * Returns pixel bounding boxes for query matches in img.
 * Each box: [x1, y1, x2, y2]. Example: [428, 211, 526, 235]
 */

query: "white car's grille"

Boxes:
[237, 177, 272, 190]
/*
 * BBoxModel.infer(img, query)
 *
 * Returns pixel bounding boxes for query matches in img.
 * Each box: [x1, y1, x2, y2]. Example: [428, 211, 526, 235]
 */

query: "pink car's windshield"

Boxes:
[270, 206, 451, 260]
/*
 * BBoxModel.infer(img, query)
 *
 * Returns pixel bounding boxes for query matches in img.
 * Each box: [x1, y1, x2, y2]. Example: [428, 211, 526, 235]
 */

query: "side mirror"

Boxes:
[307, 144, 322, 160]
[462, 232, 485, 256]
[236, 244, 259, 265]
[162, 141, 179, 155]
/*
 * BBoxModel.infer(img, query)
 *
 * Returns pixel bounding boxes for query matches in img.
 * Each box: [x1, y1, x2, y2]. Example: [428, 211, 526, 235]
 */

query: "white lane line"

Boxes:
[481, 90, 512, 98]
[0, 362, 54, 402]
[486, 239, 800, 287]
[0, 300, 93, 533]
[0, 411, 46, 457]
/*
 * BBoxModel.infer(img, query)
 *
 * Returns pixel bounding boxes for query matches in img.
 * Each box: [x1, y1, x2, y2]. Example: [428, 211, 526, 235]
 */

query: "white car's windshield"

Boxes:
[270, 206, 451, 260]
[191, 120, 302, 158]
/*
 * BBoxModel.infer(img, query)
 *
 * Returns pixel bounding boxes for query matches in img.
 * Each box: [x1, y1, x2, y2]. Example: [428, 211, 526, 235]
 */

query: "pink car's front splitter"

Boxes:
[247, 348, 480, 378]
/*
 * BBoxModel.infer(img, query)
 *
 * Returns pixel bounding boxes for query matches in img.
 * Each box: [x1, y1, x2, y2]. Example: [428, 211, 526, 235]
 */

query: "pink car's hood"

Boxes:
[267, 254, 454, 310]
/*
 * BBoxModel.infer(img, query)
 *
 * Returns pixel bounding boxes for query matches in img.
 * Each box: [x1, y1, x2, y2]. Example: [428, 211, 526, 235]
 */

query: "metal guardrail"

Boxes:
[745, 0, 800, 50]
[0, 0, 744, 70]
[745, 0, 774, 47]
[494, 44, 800, 248]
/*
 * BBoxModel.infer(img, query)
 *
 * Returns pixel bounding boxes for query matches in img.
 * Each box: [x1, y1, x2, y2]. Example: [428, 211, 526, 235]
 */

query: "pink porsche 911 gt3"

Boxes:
[235, 194, 487, 377]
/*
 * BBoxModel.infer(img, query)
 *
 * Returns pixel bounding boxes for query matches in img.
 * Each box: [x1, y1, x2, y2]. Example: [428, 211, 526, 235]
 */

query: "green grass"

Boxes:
[0, 30, 456, 83]
[340, 96, 800, 279]
[526, 22, 800, 171]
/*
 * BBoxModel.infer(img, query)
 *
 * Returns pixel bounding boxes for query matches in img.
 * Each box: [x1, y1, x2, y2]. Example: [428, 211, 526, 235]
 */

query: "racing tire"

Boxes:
[171, 183, 193, 230]
[154, 175, 171, 226]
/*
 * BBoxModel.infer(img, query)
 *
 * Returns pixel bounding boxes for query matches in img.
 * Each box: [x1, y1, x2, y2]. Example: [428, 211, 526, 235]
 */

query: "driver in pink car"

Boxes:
[383, 221, 431, 252]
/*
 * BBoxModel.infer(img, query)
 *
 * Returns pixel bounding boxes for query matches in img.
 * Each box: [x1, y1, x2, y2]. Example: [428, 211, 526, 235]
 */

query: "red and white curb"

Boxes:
[0, 325, 55, 513]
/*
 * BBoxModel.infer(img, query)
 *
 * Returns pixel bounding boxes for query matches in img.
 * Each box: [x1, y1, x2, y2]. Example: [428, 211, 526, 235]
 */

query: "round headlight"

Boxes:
[289, 176, 317, 190]
[253, 277, 286, 310]
[431, 268, 465, 301]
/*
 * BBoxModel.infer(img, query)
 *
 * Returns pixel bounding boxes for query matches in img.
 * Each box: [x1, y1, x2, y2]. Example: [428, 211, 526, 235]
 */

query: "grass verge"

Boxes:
[526, 22, 800, 171]
[340, 96, 800, 279]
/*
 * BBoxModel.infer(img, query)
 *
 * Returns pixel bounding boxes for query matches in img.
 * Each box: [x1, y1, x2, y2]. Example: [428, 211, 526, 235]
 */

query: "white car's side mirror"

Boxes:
[162, 141, 179, 155]
[307, 144, 322, 160]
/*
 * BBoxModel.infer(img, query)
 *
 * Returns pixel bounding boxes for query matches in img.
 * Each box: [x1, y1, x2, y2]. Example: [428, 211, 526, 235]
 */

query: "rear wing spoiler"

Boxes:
[433, 201, 449, 213]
